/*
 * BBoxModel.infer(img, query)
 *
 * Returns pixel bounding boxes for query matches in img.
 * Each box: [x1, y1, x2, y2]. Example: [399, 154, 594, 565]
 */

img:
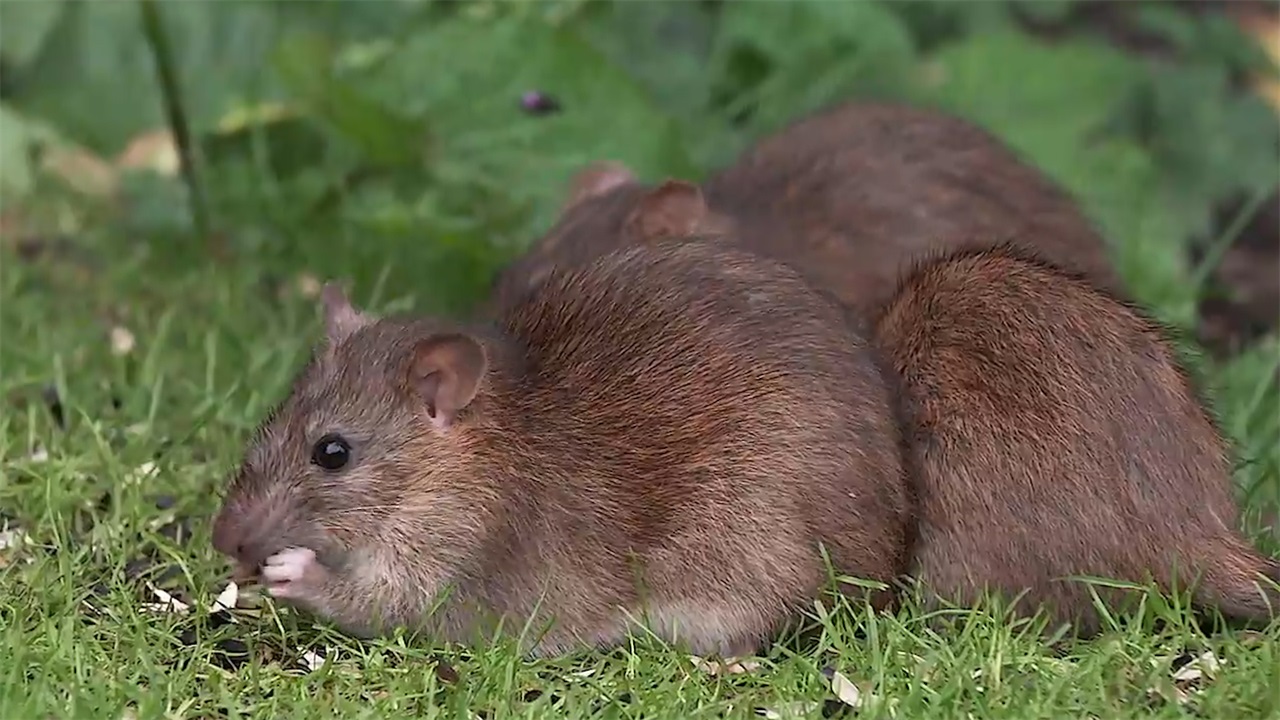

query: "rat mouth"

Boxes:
[230, 561, 263, 585]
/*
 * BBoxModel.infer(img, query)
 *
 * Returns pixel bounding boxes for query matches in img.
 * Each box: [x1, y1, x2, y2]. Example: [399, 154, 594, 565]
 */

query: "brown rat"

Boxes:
[212, 238, 911, 656]
[873, 242, 1280, 634]
[487, 101, 1121, 315]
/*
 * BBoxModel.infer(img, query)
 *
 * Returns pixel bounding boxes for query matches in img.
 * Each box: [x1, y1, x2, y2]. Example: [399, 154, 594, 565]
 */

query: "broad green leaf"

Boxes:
[1012, 0, 1075, 26]
[272, 32, 428, 170]
[6, 1, 285, 154]
[574, 1, 716, 118]
[0, 0, 66, 70]
[882, 1, 1012, 53]
[1132, 64, 1280, 242]
[707, 0, 917, 148]
[920, 30, 1194, 316]
[359, 10, 691, 236]
[4, 0, 424, 155]
[0, 103, 61, 213]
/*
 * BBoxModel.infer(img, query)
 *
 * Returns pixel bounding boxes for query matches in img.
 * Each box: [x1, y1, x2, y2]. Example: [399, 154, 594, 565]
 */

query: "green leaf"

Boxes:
[707, 0, 918, 140]
[4, 0, 424, 155]
[359, 10, 692, 235]
[918, 29, 1198, 316]
[5, 1, 285, 154]
[1130, 64, 1280, 242]
[0, 103, 61, 213]
[1012, 0, 1076, 26]
[0, 0, 67, 70]
[574, 0, 717, 118]
[272, 32, 428, 169]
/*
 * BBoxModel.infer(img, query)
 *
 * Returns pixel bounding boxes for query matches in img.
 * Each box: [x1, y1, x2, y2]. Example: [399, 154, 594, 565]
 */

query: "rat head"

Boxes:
[486, 161, 732, 312]
[212, 284, 501, 588]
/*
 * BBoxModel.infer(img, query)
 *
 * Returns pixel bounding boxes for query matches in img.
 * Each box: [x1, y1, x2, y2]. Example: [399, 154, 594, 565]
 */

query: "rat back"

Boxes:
[874, 243, 1278, 633]
[479, 238, 912, 654]
[704, 101, 1122, 314]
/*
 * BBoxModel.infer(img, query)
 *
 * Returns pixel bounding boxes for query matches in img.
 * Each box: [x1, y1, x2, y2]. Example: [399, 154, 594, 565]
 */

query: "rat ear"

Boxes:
[409, 334, 487, 430]
[624, 180, 711, 241]
[563, 161, 635, 209]
[320, 282, 371, 346]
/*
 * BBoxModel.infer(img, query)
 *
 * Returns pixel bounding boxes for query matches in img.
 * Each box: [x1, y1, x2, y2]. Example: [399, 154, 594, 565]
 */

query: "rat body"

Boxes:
[874, 243, 1279, 633]
[212, 239, 911, 656]
[488, 101, 1120, 315]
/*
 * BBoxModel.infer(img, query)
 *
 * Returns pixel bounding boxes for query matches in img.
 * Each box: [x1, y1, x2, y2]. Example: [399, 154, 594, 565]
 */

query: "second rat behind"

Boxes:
[487, 100, 1121, 315]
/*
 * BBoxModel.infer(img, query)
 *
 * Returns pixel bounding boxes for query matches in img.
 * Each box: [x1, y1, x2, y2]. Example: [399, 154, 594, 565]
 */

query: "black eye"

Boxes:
[311, 434, 351, 471]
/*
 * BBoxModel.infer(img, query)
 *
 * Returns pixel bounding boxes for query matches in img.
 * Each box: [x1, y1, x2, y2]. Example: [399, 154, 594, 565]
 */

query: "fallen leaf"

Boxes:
[115, 129, 180, 176]
[1171, 650, 1222, 684]
[0, 527, 27, 551]
[40, 145, 119, 199]
[1146, 649, 1224, 708]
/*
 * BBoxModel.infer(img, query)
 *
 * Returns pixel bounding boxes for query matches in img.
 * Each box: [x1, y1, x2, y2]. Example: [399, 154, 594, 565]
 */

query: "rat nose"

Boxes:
[212, 504, 275, 568]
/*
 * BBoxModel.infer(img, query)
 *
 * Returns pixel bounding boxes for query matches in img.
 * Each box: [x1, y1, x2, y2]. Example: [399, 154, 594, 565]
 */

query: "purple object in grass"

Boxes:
[520, 90, 562, 116]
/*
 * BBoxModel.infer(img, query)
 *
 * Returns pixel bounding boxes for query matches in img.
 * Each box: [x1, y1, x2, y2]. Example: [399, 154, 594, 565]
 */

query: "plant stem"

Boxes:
[139, 0, 212, 242]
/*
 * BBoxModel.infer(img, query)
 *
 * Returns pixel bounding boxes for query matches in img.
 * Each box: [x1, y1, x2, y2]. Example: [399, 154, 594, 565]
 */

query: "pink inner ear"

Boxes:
[415, 370, 443, 418]
[629, 180, 709, 239]
[320, 282, 371, 345]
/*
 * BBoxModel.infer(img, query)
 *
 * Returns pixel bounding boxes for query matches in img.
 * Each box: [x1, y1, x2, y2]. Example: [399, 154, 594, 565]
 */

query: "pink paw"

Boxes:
[263, 547, 327, 601]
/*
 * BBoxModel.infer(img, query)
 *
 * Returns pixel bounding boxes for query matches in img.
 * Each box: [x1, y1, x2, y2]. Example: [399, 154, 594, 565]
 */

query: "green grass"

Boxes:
[3, 1, 1280, 717]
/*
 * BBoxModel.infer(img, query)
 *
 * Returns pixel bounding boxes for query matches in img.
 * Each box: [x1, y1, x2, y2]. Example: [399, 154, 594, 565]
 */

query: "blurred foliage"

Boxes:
[0, 0, 1277, 318]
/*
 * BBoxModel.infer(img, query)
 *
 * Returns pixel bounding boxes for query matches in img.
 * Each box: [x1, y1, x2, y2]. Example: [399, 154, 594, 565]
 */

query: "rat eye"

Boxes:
[311, 434, 351, 471]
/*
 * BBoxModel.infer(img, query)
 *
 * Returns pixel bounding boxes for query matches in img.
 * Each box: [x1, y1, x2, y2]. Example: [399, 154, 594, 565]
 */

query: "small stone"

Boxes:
[295, 273, 322, 299]
[109, 326, 136, 356]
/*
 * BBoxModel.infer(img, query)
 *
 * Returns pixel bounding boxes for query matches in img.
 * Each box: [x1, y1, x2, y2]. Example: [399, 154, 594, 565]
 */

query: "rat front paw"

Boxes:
[263, 547, 329, 602]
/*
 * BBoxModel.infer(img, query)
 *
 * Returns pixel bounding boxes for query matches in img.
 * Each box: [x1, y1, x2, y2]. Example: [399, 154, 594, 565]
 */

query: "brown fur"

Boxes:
[874, 243, 1280, 634]
[486, 101, 1120, 315]
[212, 239, 911, 656]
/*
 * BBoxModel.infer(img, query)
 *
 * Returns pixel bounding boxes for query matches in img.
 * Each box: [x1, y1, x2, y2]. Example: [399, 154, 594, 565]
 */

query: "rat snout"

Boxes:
[211, 494, 294, 571]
